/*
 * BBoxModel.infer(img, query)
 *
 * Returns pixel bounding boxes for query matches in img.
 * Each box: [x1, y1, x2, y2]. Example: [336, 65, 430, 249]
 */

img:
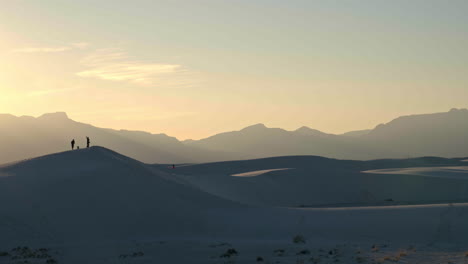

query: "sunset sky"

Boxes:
[1, 0, 467, 140]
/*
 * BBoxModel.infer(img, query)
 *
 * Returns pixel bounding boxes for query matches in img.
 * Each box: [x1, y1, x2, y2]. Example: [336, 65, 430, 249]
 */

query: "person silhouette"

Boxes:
[172, 164, 175, 169]
[86, 136, 90, 148]
[71, 139, 75, 150]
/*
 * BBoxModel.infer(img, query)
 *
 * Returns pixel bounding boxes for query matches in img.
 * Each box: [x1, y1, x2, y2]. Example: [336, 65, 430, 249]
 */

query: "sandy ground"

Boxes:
[364, 166, 468, 179]
[231, 168, 293, 177]
[2, 238, 468, 264]
[2, 148, 468, 263]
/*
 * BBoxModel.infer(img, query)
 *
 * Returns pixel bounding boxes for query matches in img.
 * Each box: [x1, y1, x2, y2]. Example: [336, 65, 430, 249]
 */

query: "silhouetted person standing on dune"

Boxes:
[86, 136, 90, 148]
[71, 139, 75, 150]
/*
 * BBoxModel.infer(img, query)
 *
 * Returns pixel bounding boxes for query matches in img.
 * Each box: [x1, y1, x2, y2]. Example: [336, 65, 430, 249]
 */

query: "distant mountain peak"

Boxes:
[0, 113, 16, 119]
[295, 126, 313, 132]
[294, 126, 318, 134]
[294, 126, 328, 136]
[449, 108, 468, 113]
[241, 123, 267, 131]
[38, 112, 69, 120]
[340, 129, 372, 137]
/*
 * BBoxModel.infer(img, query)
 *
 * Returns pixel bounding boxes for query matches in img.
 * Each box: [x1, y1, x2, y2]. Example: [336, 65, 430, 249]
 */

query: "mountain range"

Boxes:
[0, 108, 467, 164]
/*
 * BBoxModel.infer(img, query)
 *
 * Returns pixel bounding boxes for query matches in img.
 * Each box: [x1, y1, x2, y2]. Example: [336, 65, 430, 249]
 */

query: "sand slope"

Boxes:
[0, 147, 240, 245]
[2, 148, 468, 264]
[160, 156, 468, 207]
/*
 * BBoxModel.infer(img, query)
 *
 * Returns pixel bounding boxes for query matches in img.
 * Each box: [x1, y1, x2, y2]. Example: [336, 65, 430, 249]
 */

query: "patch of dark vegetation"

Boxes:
[46, 258, 58, 264]
[297, 249, 311, 255]
[256, 256, 264, 262]
[293, 235, 306, 244]
[119, 251, 144, 259]
[5, 246, 54, 262]
[220, 248, 238, 258]
[13, 261, 30, 264]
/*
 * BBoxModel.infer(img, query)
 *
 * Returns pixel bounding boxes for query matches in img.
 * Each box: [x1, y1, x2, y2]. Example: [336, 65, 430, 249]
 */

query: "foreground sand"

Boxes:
[1, 237, 468, 264]
[2, 147, 468, 263]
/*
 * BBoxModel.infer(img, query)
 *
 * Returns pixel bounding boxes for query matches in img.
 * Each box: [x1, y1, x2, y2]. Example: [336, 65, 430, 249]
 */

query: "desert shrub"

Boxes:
[381, 255, 400, 262]
[297, 249, 310, 255]
[256, 256, 264, 262]
[0, 251, 9, 257]
[220, 248, 238, 258]
[293, 235, 306, 244]
[119, 251, 144, 259]
[37, 253, 51, 259]
[46, 258, 58, 264]
[132, 251, 144, 257]
[228, 249, 238, 254]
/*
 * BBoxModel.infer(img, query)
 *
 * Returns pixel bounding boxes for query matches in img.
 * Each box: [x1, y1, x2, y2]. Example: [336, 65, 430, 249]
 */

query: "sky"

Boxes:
[1, 0, 467, 140]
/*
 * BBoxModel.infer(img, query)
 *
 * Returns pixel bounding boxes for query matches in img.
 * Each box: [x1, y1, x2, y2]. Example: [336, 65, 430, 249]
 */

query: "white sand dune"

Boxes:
[231, 168, 292, 177]
[2, 148, 468, 263]
[0, 147, 241, 246]
[364, 166, 468, 179]
[162, 156, 468, 207]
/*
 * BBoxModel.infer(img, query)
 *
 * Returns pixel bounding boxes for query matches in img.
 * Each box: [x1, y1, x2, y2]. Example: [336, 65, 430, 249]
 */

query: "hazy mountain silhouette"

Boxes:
[1, 108, 468, 164]
[184, 123, 376, 159]
[0, 112, 241, 165]
[340, 129, 372, 137]
[185, 108, 468, 159]
[293, 126, 335, 137]
[362, 108, 468, 157]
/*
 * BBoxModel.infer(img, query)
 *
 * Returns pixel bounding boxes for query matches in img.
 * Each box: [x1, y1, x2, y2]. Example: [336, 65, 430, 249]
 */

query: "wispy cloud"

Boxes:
[71, 42, 90, 49]
[113, 111, 198, 121]
[12, 42, 90, 53]
[73, 106, 197, 121]
[13, 47, 72, 53]
[76, 48, 198, 87]
[27, 87, 76, 97]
